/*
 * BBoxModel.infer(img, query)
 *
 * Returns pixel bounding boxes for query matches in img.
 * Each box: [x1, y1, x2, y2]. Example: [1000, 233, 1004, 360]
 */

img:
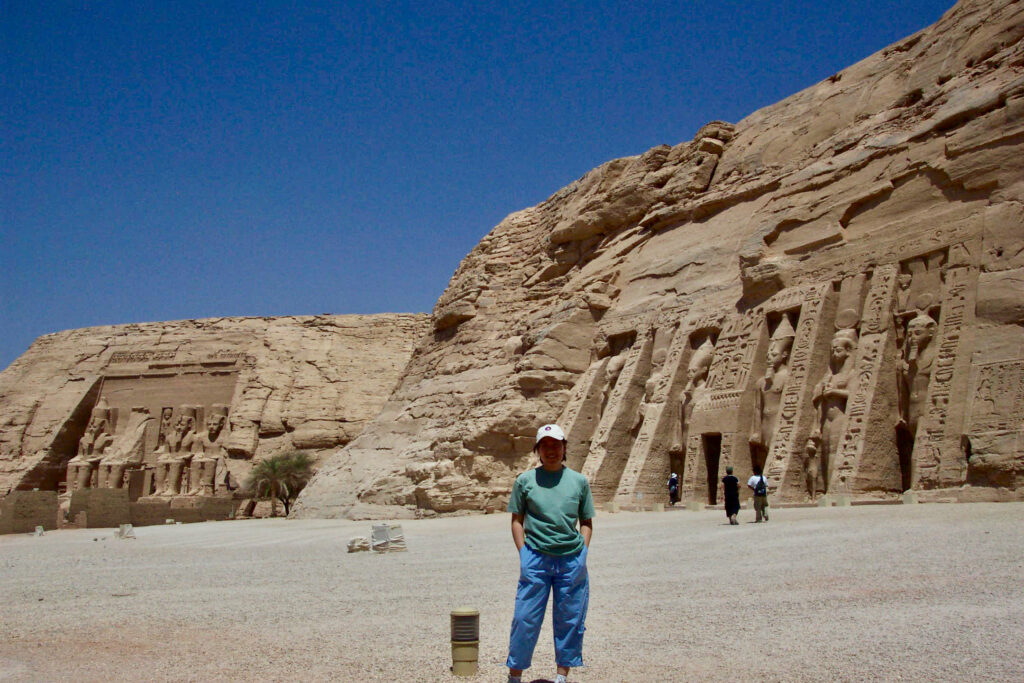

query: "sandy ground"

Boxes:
[1, 503, 1022, 683]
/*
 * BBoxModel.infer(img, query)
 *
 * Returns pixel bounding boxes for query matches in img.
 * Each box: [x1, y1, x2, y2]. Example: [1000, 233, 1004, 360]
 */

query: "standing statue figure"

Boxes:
[600, 353, 627, 415]
[669, 338, 716, 475]
[187, 405, 230, 496]
[156, 407, 174, 452]
[807, 325, 858, 497]
[897, 308, 938, 439]
[66, 399, 114, 492]
[749, 315, 796, 472]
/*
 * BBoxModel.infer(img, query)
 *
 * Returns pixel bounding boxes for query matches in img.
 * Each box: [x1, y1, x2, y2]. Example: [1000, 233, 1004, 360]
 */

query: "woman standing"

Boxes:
[722, 466, 740, 525]
[506, 424, 595, 683]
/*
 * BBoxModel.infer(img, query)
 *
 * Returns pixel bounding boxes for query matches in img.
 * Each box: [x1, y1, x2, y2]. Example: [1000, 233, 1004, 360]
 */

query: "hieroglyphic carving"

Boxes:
[830, 264, 900, 494]
[705, 310, 760, 394]
[720, 432, 735, 467]
[968, 360, 1024, 433]
[763, 283, 831, 495]
[682, 433, 703, 500]
[108, 350, 177, 364]
[701, 390, 742, 411]
[965, 359, 1024, 484]
[913, 266, 974, 487]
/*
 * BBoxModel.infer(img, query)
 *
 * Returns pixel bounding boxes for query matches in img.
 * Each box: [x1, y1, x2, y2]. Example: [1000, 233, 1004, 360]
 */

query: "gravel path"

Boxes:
[1, 503, 1022, 682]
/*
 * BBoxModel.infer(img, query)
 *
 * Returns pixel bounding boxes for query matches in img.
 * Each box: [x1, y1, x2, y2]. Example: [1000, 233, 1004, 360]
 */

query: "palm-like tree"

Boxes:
[245, 451, 314, 517]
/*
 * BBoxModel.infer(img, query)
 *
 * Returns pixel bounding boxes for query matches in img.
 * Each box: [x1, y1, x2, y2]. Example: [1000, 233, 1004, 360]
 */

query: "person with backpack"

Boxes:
[747, 464, 770, 522]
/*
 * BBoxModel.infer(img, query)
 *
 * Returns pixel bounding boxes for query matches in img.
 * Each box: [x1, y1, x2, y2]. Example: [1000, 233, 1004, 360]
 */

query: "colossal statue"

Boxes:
[600, 353, 627, 415]
[749, 315, 796, 471]
[66, 399, 114, 491]
[669, 337, 716, 475]
[807, 323, 859, 497]
[187, 405, 230, 496]
[155, 411, 196, 495]
[898, 307, 938, 438]
[96, 406, 153, 489]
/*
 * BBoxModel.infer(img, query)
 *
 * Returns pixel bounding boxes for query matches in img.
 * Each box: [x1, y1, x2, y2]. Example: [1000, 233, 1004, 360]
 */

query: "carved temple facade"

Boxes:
[555, 239, 1017, 506]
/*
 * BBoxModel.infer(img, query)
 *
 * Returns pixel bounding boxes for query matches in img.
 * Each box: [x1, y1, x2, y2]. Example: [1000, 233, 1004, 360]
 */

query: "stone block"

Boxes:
[202, 497, 237, 521]
[0, 490, 58, 534]
[168, 497, 204, 524]
[130, 498, 171, 527]
[69, 489, 132, 529]
[834, 495, 852, 507]
[902, 491, 919, 505]
[817, 495, 832, 507]
[686, 501, 703, 512]
[603, 501, 620, 513]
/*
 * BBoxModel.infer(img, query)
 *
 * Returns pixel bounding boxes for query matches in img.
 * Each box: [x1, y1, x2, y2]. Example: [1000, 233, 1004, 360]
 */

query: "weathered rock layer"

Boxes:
[295, 0, 1024, 518]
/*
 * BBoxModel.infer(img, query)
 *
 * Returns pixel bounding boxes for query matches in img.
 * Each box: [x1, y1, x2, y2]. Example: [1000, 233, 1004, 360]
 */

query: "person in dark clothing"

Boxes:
[667, 472, 680, 506]
[722, 466, 740, 525]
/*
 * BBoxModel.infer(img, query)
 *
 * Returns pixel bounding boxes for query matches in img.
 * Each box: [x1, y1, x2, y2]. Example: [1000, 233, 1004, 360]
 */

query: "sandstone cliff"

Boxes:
[0, 315, 429, 494]
[294, 0, 1024, 518]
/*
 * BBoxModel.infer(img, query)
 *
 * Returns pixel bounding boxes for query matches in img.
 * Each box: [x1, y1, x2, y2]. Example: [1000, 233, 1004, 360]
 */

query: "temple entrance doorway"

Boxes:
[896, 425, 914, 492]
[703, 433, 722, 505]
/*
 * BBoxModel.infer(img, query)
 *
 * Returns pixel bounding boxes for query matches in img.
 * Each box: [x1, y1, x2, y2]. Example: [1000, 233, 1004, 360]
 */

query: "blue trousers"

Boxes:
[506, 544, 589, 670]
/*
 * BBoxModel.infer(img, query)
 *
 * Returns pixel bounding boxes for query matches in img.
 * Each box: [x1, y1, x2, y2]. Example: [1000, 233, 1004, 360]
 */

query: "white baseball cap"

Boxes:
[535, 423, 566, 444]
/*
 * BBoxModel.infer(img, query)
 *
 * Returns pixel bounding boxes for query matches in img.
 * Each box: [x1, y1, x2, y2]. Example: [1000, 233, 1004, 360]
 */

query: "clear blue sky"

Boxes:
[2, 0, 953, 370]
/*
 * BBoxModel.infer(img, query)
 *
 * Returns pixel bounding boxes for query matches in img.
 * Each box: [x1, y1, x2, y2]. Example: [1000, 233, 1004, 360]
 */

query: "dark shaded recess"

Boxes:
[16, 377, 103, 492]
[703, 433, 722, 505]
[896, 424, 915, 493]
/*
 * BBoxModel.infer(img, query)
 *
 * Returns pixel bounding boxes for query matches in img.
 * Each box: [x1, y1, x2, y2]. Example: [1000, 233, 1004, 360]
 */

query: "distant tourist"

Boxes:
[667, 472, 680, 506]
[506, 423, 595, 683]
[722, 466, 740, 525]
[748, 464, 770, 522]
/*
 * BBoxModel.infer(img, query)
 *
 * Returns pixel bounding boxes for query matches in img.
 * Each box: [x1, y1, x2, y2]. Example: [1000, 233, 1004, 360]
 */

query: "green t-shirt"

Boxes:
[508, 466, 595, 556]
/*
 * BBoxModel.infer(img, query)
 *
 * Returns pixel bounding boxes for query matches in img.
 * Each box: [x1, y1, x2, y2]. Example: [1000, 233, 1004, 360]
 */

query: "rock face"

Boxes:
[0, 315, 429, 498]
[294, 0, 1024, 518]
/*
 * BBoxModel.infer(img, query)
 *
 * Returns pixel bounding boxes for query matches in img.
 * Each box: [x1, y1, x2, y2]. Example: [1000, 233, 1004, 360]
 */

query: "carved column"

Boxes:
[558, 357, 610, 472]
[764, 283, 834, 498]
[581, 329, 654, 502]
[830, 264, 901, 494]
[912, 263, 977, 489]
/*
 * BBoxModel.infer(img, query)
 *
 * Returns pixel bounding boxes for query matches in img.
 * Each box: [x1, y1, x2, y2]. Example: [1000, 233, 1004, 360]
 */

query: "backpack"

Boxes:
[754, 476, 767, 496]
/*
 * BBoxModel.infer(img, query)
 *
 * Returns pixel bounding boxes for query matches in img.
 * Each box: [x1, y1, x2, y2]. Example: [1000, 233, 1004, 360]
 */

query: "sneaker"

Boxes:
[555, 675, 568, 683]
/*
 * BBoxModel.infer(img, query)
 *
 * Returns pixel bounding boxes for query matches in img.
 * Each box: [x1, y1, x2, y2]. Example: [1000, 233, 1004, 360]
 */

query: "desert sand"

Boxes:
[2, 503, 1022, 682]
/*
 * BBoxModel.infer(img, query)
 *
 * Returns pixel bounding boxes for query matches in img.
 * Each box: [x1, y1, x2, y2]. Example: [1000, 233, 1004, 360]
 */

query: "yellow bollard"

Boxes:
[450, 607, 479, 676]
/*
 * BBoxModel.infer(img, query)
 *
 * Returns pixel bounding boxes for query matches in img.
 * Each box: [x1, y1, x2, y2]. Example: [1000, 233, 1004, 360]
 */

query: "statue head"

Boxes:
[766, 337, 793, 372]
[207, 405, 229, 440]
[767, 314, 796, 371]
[907, 312, 937, 350]
[687, 338, 715, 385]
[606, 354, 626, 382]
[87, 398, 111, 431]
[830, 329, 857, 365]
